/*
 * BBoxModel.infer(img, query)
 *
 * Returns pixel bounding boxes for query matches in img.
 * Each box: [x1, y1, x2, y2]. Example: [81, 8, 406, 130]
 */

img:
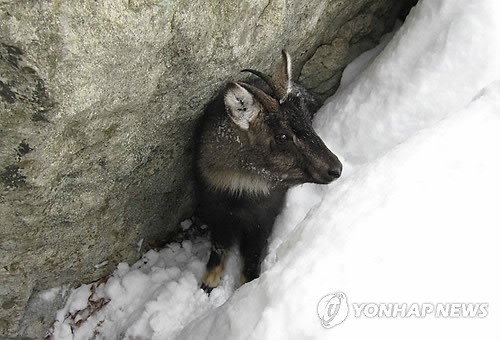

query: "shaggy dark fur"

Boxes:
[195, 51, 342, 292]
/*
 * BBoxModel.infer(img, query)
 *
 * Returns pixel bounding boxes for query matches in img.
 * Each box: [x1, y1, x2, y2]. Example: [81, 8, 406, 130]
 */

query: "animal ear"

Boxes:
[271, 50, 292, 102]
[224, 82, 262, 130]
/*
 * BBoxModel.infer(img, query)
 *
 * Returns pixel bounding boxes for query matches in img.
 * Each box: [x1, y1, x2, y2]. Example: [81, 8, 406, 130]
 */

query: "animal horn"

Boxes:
[241, 69, 274, 89]
[237, 82, 279, 112]
[241, 50, 291, 102]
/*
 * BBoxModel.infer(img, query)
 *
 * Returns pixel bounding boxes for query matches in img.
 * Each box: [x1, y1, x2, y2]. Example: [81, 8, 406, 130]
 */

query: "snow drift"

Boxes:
[50, 0, 500, 339]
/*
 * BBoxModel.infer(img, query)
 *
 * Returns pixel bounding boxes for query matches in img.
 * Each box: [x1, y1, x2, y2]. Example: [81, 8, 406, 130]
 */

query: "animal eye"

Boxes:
[275, 134, 289, 145]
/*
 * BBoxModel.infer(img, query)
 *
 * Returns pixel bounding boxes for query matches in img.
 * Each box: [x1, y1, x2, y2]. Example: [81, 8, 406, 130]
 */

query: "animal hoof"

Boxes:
[200, 283, 214, 294]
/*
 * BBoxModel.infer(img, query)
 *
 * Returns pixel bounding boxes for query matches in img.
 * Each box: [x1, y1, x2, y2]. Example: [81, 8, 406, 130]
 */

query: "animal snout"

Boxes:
[319, 152, 343, 182]
[327, 165, 342, 180]
[310, 156, 342, 184]
[322, 159, 342, 182]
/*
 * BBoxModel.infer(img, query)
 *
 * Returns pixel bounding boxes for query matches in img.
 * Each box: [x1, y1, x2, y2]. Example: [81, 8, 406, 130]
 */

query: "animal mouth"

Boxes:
[310, 174, 335, 185]
[313, 177, 333, 185]
[308, 168, 342, 184]
[280, 166, 342, 185]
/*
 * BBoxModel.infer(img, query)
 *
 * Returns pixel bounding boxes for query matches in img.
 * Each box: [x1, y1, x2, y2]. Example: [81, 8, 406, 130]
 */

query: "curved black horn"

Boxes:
[241, 51, 291, 102]
[237, 82, 279, 112]
[241, 69, 274, 90]
[241, 68, 288, 102]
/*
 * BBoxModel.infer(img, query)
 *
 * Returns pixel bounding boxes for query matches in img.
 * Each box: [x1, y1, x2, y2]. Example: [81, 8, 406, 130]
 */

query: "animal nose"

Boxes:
[327, 165, 342, 180]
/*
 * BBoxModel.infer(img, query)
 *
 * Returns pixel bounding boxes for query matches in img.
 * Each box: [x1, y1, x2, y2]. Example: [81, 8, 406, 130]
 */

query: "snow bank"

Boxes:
[50, 0, 500, 339]
[317, 0, 499, 163]
[182, 83, 499, 340]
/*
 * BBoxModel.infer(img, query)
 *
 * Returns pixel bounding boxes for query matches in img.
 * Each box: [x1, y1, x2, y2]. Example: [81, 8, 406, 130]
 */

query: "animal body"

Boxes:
[195, 51, 342, 292]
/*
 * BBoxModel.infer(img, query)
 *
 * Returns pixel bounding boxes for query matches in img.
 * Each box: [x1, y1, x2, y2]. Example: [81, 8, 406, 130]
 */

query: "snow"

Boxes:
[49, 240, 241, 339]
[39, 287, 66, 302]
[49, 0, 500, 339]
[319, 0, 499, 164]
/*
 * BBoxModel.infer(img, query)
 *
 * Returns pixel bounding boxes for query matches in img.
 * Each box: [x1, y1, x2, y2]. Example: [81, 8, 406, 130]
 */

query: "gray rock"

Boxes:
[18, 286, 70, 338]
[0, 0, 406, 337]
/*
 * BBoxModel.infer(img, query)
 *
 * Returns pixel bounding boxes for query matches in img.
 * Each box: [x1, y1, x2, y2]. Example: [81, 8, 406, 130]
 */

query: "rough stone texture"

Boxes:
[0, 0, 406, 337]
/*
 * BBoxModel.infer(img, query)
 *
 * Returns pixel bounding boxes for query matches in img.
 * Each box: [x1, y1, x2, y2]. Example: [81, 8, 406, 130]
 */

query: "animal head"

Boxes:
[222, 50, 342, 187]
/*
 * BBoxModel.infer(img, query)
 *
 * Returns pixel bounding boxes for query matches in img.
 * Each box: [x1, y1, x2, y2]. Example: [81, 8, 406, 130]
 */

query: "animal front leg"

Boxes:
[201, 245, 227, 293]
[239, 226, 270, 286]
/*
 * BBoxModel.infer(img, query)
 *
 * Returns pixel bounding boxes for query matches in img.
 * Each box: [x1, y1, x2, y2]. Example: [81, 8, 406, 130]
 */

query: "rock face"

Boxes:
[0, 0, 406, 337]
